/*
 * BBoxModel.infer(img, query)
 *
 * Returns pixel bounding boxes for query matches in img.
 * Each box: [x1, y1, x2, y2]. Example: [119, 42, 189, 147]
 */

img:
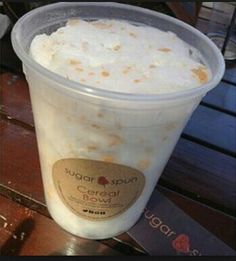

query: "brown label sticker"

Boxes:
[52, 158, 145, 221]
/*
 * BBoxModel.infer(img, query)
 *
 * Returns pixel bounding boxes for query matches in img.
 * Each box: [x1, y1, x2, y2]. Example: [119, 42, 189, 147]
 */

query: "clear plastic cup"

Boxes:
[11, 2, 225, 239]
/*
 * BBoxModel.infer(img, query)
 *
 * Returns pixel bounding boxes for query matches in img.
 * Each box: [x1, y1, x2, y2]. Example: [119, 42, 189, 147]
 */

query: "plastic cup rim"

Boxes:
[11, 1, 225, 102]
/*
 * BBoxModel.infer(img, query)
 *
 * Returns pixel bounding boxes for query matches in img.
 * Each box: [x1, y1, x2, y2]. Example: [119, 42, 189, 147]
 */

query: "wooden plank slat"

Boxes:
[0, 195, 121, 256]
[224, 63, 236, 84]
[183, 105, 236, 155]
[161, 138, 236, 214]
[202, 81, 236, 114]
[198, 6, 215, 22]
[0, 118, 44, 203]
[202, 2, 214, 9]
[198, 5, 232, 26]
[0, 73, 34, 127]
[196, 17, 225, 34]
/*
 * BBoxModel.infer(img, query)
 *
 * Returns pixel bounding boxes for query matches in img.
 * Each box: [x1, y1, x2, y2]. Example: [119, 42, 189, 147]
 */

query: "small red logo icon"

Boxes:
[97, 176, 109, 187]
[172, 234, 190, 254]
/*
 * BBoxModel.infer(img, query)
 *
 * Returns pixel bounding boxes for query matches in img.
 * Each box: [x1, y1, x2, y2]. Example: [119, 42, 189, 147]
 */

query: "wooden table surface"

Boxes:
[0, 5, 236, 256]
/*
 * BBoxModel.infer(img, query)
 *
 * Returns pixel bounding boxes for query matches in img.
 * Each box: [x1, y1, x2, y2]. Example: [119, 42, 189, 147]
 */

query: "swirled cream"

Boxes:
[30, 19, 211, 93]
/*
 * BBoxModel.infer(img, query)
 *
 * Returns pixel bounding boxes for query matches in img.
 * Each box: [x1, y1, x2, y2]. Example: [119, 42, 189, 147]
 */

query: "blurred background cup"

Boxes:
[206, 2, 236, 61]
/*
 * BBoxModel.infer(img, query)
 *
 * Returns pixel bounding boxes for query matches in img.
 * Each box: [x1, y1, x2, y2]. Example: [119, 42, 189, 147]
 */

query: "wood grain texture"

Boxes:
[224, 62, 236, 84]
[183, 105, 236, 155]
[0, 195, 122, 256]
[0, 73, 34, 126]
[161, 138, 236, 214]
[0, 118, 44, 203]
[198, 5, 231, 26]
[195, 16, 226, 35]
[202, 81, 236, 114]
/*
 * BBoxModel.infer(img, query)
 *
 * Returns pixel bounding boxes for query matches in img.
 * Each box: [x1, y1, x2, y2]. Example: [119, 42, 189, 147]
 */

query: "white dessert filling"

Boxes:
[27, 18, 212, 239]
[30, 19, 211, 94]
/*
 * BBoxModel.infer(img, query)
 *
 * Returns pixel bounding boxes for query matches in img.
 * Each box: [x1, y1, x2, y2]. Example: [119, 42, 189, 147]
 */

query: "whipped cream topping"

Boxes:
[30, 19, 211, 94]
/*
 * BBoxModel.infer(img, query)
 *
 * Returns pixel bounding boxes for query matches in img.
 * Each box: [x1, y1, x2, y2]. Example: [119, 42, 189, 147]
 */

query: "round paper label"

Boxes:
[52, 158, 145, 221]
